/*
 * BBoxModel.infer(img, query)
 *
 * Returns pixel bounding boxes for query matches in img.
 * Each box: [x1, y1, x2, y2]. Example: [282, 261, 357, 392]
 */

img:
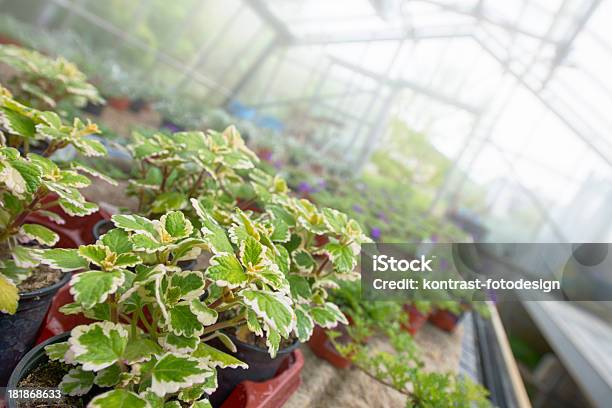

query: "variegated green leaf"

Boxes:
[240, 289, 294, 338]
[170, 271, 205, 300]
[323, 241, 357, 273]
[89, 389, 148, 408]
[149, 353, 214, 397]
[159, 333, 198, 354]
[20, 223, 59, 246]
[94, 364, 122, 387]
[60, 367, 94, 396]
[189, 299, 218, 326]
[192, 343, 247, 369]
[292, 249, 316, 273]
[206, 253, 247, 288]
[70, 270, 124, 308]
[12, 245, 40, 268]
[0, 274, 19, 314]
[311, 302, 348, 329]
[45, 341, 74, 364]
[69, 322, 129, 371]
[161, 211, 193, 239]
[166, 303, 204, 337]
[294, 305, 314, 342]
[39, 248, 88, 271]
[112, 214, 157, 237]
[191, 198, 233, 254]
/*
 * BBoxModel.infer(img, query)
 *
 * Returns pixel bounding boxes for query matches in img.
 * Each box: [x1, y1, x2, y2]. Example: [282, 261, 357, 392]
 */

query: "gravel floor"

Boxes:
[285, 322, 464, 408]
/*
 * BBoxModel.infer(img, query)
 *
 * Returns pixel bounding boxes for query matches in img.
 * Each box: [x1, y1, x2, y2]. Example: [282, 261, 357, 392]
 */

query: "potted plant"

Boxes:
[7, 209, 248, 407]
[0, 85, 113, 385]
[0, 45, 104, 114]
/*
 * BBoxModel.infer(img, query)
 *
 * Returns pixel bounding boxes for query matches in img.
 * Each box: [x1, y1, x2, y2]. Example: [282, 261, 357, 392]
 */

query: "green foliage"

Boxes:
[0, 87, 112, 314]
[0, 45, 103, 111]
[127, 126, 258, 217]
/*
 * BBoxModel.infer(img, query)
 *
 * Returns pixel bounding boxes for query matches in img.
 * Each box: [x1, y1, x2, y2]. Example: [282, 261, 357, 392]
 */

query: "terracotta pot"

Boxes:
[220, 349, 304, 408]
[107, 96, 130, 111]
[0, 35, 20, 46]
[308, 325, 352, 369]
[401, 304, 429, 335]
[428, 309, 464, 332]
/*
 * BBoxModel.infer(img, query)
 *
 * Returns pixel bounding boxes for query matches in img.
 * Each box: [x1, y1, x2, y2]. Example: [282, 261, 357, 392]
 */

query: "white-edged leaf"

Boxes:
[206, 252, 247, 289]
[70, 270, 124, 308]
[20, 223, 59, 246]
[39, 248, 88, 272]
[89, 389, 149, 408]
[192, 343, 247, 369]
[69, 322, 129, 371]
[240, 289, 295, 338]
[149, 353, 214, 397]
[60, 367, 94, 396]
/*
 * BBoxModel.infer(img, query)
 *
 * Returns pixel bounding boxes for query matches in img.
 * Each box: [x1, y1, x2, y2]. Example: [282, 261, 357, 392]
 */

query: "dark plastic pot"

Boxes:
[92, 219, 114, 241]
[0, 273, 71, 388]
[209, 333, 300, 407]
[161, 118, 185, 133]
[82, 101, 104, 116]
[129, 98, 148, 113]
[6, 332, 69, 407]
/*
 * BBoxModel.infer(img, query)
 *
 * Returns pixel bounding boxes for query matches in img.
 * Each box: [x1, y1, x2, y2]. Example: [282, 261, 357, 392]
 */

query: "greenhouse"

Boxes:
[0, 1, 610, 407]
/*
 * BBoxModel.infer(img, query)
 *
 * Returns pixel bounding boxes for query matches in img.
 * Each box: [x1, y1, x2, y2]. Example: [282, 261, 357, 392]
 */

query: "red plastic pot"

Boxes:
[428, 309, 464, 332]
[25, 194, 110, 247]
[0, 35, 20, 46]
[107, 96, 130, 111]
[220, 349, 303, 408]
[308, 325, 352, 369]
[401, 304, 429, 335]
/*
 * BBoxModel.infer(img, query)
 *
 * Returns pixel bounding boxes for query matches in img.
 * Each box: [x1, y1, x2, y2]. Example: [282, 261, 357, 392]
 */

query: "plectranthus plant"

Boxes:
[0, 89, 113, 314]
[38, 209, 246, 408]
[0, 44, 103, 111]
[249, 169, 373, 341]
[126, 126, 258, 218]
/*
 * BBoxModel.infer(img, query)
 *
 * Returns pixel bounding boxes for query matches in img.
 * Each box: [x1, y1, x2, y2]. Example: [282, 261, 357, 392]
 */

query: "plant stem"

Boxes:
[201, 315, 246, 336]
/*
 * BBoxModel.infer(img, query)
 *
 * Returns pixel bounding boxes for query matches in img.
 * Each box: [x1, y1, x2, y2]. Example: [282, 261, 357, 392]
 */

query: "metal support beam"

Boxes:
[416, 0, 558, 44]
[251, 89, 377, 109]
[355, 88, 399, 167]
[294, 26, 472, 46]
[473, 34, 612, 169]
[244, 0, 294, 43]
[173, 4, 244, 92]
[223, 37, 279, 106]
[328, 56, 481, 114]
[542, 0, 602, 87]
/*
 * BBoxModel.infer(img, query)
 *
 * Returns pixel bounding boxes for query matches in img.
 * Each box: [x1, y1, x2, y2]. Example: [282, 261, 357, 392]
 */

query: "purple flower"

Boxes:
[430, 234, 438, 243]
[298, 181, 312, 193]
[317, 179, 327, 189]
[378, 211, 389, 223]
[352, 204, 363, 213]
[273, 160, 283, 169]
[371, 227, 381, 240]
